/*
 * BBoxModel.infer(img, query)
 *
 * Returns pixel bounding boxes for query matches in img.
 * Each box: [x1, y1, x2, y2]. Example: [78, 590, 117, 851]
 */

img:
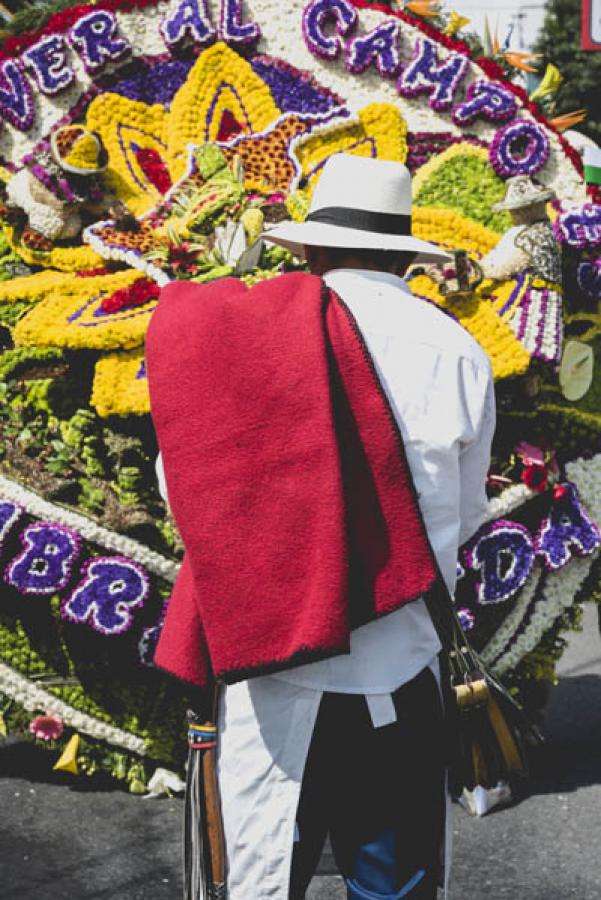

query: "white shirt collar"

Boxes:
[324, 267, 413, 295]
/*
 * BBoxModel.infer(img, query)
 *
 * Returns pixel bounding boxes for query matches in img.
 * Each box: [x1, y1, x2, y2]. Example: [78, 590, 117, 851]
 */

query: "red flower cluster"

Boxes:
[134, 147, 172, 195]
[77, 267, 110, 278]
[100, 277, 159, 313]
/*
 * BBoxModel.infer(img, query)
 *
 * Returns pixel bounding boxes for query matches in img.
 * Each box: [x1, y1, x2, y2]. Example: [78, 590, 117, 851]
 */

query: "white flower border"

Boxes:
[0, 660, 147, 754]
[0, 0, 587, 209]
[0, 473, 180, 583]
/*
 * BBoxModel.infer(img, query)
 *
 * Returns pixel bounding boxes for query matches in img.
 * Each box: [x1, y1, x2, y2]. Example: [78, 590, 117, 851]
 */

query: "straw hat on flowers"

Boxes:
[50, 125, 108, 176]
[493, 175, 555, 212]
[262, 154, 451, 264]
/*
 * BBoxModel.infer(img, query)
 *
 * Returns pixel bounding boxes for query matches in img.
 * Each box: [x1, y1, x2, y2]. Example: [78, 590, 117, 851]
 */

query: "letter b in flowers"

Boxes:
[6, 523, 82, 595]
[62, 557, 149, 635]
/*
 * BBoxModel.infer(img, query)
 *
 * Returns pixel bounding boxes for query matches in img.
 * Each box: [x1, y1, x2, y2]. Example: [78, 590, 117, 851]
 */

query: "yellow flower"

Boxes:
[86, 94, 169, 217]
[412, 207, 499, 256]
[0, 269, 77, 304]
[91, 350, 149, 417]
[405, 0, 440, 17]
[409, 273, 531, 380]
[166, 43, 281, 182]
[504, 52, 542, 74]
[444, 11, 470, 35]
[14, 270, 152, 351]
[293, 104, 408, 196]
[529, 64, 563, 102]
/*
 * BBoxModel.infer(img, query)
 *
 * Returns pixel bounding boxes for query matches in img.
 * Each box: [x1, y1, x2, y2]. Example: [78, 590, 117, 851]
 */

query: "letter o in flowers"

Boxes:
[489, 119, 550, 178]
[463, 520, 535, 605]
[61, 557, 149, 635]
[6, 523, 82, 595]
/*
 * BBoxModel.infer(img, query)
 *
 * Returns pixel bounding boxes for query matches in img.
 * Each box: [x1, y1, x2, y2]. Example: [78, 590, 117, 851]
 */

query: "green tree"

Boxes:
[534, 0, 601, 143]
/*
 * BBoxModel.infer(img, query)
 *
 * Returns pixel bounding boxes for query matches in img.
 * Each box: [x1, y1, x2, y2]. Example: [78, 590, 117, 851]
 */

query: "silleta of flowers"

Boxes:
[0, 0, 598, 787]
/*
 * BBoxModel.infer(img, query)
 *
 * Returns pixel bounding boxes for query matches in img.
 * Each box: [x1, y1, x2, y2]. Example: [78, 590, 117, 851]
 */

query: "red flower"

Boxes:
[29, 714, 64, 742]
[100, 277, 159, 313]
[522, 463, 548, 492]
[169, 243, 200, 273]
[134, 148, 172, 195]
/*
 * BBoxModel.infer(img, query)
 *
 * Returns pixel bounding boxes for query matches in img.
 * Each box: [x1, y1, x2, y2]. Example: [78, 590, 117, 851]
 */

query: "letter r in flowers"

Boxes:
[463, 520, 535, 604]
[62, 557, 149, 636]
[68, 11, 131, 74]
[302, 0, 358, 60]
[161, 0, 216, 47]
[535, 483, 601, 571]
[397, 38, 468, 111]
[6, 523, 82, 595]
[23, 35, 75, 96]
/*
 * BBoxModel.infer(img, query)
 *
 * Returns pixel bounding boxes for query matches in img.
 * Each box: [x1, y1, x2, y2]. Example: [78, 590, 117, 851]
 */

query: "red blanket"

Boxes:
[147, 272, 442, 687]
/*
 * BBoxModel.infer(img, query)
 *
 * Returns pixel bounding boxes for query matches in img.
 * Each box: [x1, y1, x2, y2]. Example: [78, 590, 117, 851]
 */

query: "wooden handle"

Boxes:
[202, 746, 226, 884]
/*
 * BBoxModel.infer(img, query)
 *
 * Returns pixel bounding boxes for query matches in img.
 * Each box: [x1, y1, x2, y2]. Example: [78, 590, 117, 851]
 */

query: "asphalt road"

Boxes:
[1, 604, 600, 900]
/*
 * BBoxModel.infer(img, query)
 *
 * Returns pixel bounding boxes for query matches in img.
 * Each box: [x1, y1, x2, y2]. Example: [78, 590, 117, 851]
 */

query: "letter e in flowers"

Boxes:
[6, 523, 82, 595]
[61, 557, 149, 635]
[463, 520, 535, 604]
[23, 35, 75, 96]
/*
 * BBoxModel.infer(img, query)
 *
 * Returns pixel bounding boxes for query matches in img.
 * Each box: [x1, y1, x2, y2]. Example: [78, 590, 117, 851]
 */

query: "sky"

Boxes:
[440, 0, 548, 51]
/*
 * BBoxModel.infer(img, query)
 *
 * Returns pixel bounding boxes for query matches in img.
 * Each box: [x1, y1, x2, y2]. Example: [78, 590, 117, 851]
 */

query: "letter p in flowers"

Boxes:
[62, 557, 149, 635]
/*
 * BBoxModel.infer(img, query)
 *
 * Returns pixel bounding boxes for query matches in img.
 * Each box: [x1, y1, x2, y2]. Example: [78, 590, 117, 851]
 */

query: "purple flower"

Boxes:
[0, 59, 35, 132]
[251, 56, 345, 116]
[554, 203, 601, 250]
[61, 556, 149, 636]
[346, 20, 402, 77]
[463, 520, 535, 605]
[219, 0, 261, 45]
[452, 80, 517, 127]
[302, 0, 358, 61]
[457, 608, 475, 632]
[397, 38, 468, 112]
[489, 119, 550, 178]
[535, 482, 601, 572]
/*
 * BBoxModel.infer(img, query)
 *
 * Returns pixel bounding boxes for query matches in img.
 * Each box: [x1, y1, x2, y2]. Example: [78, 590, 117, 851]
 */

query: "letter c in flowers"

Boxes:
[303, 0, 358, 60]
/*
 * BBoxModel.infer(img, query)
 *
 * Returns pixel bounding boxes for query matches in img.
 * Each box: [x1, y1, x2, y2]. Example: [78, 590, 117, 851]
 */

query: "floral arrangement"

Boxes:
[0, 0, 598, 786]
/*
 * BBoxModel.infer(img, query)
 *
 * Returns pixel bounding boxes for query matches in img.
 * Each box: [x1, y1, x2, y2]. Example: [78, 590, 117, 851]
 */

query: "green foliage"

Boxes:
[0, 0, 81, 42]
[0, 347, 64, 382]
[534, 0, 601, 143]
[414, 155, 512, 233]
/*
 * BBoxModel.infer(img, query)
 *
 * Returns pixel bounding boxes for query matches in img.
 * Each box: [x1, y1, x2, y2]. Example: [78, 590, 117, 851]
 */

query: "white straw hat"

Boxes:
[262, 154, 451, 264]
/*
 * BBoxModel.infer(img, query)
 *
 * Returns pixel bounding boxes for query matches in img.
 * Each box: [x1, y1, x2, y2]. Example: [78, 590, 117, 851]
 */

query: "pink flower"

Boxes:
[515, 441, 545, 466]
[29, 714, 64, 742]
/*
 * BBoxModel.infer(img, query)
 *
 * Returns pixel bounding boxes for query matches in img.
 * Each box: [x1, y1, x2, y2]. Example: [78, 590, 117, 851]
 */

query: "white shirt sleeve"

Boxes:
[155, 453, 170, 508]
[458, 358, 496, 547]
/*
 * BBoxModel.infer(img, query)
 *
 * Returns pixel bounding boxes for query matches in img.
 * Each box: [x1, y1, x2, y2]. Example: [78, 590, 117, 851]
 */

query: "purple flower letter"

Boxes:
[452, 80, 517, 127]
[303, 0, 358, 61]
[398, 38, 468, 112]
[463, 520, 535, 605]
[0, 501, 22, 544]
[490, 119, 550, 178]
[219, 0, 261, 45]
[577, 258, 601, 300]
[161, 0, 215, 47]
[535, 483, 601, 572]
[62, 557, 149, 636]
[0, 60, 35, 132]
[554, 203, 601, 250]
[23, 35, 75, 96]
[6, 523, 81, 596]
[346, 21, 402, 77]
[68, 10, 131, 74]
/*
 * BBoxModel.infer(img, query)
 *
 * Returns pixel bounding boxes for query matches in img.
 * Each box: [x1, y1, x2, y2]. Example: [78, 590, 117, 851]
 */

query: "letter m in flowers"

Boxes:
[62, 557, 149, 635]
[398, 38, 468, 112]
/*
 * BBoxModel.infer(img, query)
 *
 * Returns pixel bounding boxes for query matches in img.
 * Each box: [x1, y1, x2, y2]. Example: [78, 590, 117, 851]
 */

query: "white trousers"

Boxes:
[217, 672, 452, 900]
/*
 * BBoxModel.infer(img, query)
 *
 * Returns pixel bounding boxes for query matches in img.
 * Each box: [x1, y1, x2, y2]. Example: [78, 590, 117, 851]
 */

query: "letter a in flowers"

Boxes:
[161, 0, 216, 47]
[535, 483, 601, 572]
[346, 21, 402, 77]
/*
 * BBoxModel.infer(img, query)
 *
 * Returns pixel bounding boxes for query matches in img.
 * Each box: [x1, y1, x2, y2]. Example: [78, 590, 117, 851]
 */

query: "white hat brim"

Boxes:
[262, 220, 452, 264]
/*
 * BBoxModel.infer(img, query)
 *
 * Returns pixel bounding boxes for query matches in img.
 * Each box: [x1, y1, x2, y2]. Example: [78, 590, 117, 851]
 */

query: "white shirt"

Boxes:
[271, 268, 495, 695]
[156, 268, 496, 697]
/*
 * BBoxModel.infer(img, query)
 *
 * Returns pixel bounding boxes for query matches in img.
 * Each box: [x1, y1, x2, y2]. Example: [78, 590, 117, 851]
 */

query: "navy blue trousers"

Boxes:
[289, 665, 446, 900]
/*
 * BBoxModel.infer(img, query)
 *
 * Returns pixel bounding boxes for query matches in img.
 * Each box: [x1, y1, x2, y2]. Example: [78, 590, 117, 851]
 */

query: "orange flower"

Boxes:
[549, 110, 587, 132]
[504, 52, 542, 73]
[405, 0, 440, 17]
